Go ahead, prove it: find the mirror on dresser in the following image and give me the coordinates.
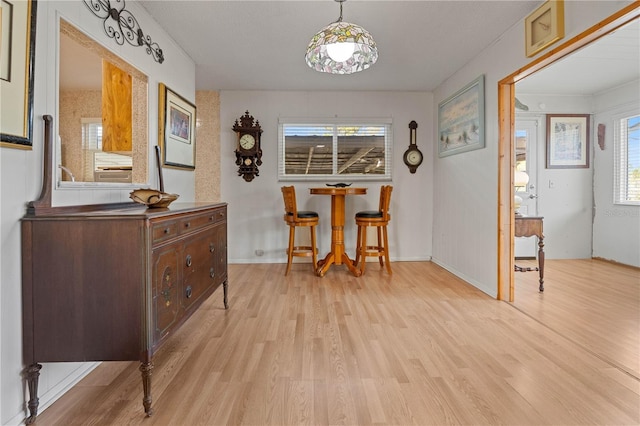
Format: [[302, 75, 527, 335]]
[[58, 19, 148, 186]]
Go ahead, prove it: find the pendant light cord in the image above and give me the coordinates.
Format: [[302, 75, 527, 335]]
[[335, 0, 344, 23]]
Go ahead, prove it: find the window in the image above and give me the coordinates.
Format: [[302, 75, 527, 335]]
[[81, 118, 103, 150], [278, 118, 392, 181], [614, 113, 640, 204]]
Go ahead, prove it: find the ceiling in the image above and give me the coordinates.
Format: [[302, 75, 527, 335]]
[[516, 18, 640, 95], [61, 2, 639, 96], [137, 0, 540, 92]]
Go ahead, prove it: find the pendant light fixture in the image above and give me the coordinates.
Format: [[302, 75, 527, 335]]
[[305, 0, 378, 74]]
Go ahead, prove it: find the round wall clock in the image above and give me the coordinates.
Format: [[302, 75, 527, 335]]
[[403, 120, 423, 174]]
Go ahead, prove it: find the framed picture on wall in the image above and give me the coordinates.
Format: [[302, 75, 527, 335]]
[[158, 83, 196, 170], [0, 0, 37, 148], [438, 75, 485, 157], [546, 114, 590, 169]]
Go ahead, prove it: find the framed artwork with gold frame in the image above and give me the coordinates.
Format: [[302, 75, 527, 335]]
[[0, 0, 37, 148], [525, 0, 564, 58]]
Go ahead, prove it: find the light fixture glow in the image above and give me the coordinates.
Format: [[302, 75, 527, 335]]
[[305, 0, 378, 75], [326, 42, 356, 62]]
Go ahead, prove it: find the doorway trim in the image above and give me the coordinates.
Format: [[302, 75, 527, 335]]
[[497, 3, 640, 302]]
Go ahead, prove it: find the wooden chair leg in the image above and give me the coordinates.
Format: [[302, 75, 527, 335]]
[[382, 225, 392, 274], [354, 225, 362, 266], [359, 225, 368, 275], [376, 226, 384, 267], [285, 225, 295, 275], [310, 225, 318, 272]]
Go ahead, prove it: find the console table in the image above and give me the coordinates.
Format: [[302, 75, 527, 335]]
[[514, 215, 544, 291]]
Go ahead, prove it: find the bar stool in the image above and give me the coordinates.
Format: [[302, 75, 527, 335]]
[[281, 186, 319, 275], [354, 185, 393, 275]]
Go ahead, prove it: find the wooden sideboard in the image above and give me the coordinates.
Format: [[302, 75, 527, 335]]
[[21, 202, 228, 423]]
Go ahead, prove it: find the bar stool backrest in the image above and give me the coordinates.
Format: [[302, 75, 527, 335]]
[[282, 186, 298, 222]]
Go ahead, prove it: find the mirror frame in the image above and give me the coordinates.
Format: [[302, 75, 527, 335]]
[[497, 3, 640, 301], [57, 19, 149, 188]]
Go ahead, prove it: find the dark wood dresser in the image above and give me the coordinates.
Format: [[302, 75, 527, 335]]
[[21, 201, 228, 423]]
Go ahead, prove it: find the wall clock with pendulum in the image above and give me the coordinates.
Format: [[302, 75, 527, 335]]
[[232, 111, 263, 182], [403, 120, 423, 173]]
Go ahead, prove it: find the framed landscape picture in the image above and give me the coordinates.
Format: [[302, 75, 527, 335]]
[[438, 75, 485, 157], [546, 114, 590, 168]]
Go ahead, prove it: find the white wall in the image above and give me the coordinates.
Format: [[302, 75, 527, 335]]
[[0, 1, 196, 424], [515, 94, 594, 259], [220, 91, 433, 265], [592, 79, 640, 267], [430, 0, 634, 297]]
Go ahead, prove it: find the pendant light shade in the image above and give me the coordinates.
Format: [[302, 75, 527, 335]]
[[305, 0, 378, 75]]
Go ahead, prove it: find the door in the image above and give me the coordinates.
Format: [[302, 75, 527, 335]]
[[514, 118, 539, 258]]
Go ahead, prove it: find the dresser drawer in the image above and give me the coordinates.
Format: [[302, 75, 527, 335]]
[[151, 220, 179, 244], [178, 208, 226, 235]]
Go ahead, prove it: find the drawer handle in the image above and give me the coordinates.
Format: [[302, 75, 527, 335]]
[[185, 286, 192, 298], [164, 228, 170, 234], [210, 267, 215, 278], [186, 255, 192, 267], [209, 216, 214, 221], [210, 243, 215, 253], [184, 222, 191, 228]]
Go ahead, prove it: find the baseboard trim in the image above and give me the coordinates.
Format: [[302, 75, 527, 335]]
[[592, 257, 640, 271]]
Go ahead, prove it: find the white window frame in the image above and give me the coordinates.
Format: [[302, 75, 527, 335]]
[[81, 117, 103, 150], [613, 110, 640, 205], [278, 117, 392, 182]]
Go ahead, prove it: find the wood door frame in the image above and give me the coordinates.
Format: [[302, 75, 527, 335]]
[[497, 3, 640, 302]]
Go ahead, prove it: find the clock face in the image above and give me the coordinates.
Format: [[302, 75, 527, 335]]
[[239, 134, 256, 150], [531, 9, 551, 45], [405, 149, 423, 166]]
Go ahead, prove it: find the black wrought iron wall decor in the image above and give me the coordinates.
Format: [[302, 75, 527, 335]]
[[83, 0, 164, 64]]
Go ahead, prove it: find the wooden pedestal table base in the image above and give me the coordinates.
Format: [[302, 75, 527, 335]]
[[310, 187, 367, 277]]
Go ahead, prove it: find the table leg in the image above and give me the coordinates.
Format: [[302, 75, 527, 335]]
[[316, 252, 334, 277], [538, 235, 545, 292], [342, 252, 362, 277], [316, 194, 361, 277]]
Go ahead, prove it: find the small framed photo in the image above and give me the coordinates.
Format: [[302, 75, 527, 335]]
[[525, 0, 564, 57], [546, 114, 590, 169], [158, 83, 196, 169]]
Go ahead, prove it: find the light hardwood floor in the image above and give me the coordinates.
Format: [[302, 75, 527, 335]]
[[34, 261, 639, 425], [514, 258, 640, 379]]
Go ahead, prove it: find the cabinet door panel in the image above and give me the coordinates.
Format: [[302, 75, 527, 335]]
[[213, 222, 227, 287], [153, 245, 181, 344], [182, 232, 216, 311]]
